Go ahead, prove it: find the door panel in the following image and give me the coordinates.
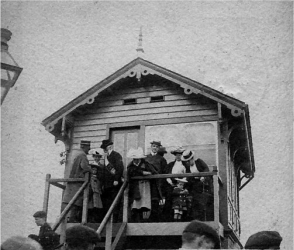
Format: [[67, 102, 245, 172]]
[[111, 128, 140, 170]]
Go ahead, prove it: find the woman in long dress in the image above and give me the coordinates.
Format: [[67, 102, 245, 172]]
[[127, 147, 160, 222]]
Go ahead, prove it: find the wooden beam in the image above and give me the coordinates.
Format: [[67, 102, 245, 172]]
[[50, 182, 66, 190], [111, 222, 127, 250], [49, 178, 85, 183], [105, 215, 113, 250], [82, 173, 90, 224], [43, 174, 51, 219], [131, 172, 216, 180]]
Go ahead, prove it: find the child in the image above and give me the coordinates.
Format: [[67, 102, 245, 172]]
[[172, 178, 189, 222]]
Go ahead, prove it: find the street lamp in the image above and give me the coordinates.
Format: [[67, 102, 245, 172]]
[[1, 28, 23, 104]]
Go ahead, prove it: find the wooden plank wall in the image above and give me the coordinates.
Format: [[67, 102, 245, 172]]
[[72, 81, 218, 149]]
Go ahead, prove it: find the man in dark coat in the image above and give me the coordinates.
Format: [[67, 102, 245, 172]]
[[245, 231, 282, 249], [28, 211, 59, 250], [145, 140, 166, 221], [100, 139, 124, 222], [181, 150, 212, 221], [62, 140, 91, 222]]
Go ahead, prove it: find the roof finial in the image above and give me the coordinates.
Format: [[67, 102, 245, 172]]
[[136, 26, 144, 56]]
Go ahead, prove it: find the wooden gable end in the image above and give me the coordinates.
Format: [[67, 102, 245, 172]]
[[71, 74, 218, 149]]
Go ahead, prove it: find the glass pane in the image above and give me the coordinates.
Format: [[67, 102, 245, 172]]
[[126, 132, 139, 166], [145, 122, 217, 166]]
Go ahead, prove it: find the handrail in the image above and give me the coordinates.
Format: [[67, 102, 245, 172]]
[[131, 172, 217, 180], [52, 173, 90, 231], [96, 180, 128, 236]]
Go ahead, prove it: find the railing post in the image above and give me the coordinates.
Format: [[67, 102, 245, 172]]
[[82, 172, 90, 224], [43, 174, 51, 219], [105, 214, 113, 250], [213, 174, 220, 224]]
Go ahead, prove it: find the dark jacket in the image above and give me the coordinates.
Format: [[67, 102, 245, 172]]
[[172, 187, 189, 209], [145, 153, 167, 174], [62, 149, 91, 206], [101, 150, 124, 190], [186, 158, 210, 194], [127, 159, 162, 203], [29, 223, 59, 250]]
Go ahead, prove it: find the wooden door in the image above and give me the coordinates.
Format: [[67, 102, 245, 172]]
[[110, 127, 140, 170]]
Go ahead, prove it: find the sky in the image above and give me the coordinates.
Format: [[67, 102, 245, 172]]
[[1, 1, 293, 249]]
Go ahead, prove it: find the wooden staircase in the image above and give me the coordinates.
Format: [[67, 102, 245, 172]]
[[44, 171, 224, 250]]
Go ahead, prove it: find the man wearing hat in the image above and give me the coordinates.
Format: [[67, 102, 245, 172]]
[[145, 140, 167, 221], [244, 231, 282, 249], [28, 211, 59, 250], [65, 225, 100, 250], [180, 219, 221, 249], [181, 150, 212, 221], [62, 140, 92, 222], [162, 146, 186, 221], [100, 139, 124, 222]]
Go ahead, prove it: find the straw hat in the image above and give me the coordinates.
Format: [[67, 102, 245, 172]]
[[175, 178, 188, 183], [181, 150, 195, 161], [89, 148, 104, 156], [171, 146, 185, 155], [127, 147, 146, 159]]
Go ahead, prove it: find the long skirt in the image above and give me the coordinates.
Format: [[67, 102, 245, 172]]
[[132, 180, 151, 210]]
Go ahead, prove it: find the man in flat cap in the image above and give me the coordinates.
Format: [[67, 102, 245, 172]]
[[245, 231, 282, 249], [145, 140, 167, 221], [28, 211, 59, 250], [65, 225, 100, 250], [100, 139, 124, 222], [180, 219, 220, 249], [62, 140, 92, 222]]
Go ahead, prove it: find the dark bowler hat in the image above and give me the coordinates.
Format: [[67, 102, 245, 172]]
[[100, 139, 113, 149], [66, 225, 100, 243], [80, 140, 91, 146], [150, 141, 162, 147], [33, 211, 47, 218], [183, 220, 220, 249], [245, 231, 282, 249]]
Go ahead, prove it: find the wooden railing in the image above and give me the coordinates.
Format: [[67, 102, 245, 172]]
[[96, 180, 128, 250], [42, 172, 90, 231], [43, 169, 223, 250]]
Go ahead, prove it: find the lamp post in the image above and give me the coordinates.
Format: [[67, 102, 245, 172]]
[[1, 28, 23, 105]]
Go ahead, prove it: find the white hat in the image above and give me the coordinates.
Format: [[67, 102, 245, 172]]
[[181, 150, 194, 161], [175, 178, 188, 183], [171, 146, 185, 155], [127, 147, 146, 159], [89, 148, 104, 156]]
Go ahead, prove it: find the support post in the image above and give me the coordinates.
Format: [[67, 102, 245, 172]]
[[105, 214, 113, 250], [43, 174, 51, 219], [213, 174, 220, 224], [82, 173, 90, 224]]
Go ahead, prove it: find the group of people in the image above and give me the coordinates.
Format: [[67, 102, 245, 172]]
[[1, 217, 283, 250], [61, 139, 124, 223], [60, 138, 214, 224], [127, 141, 213, 223]]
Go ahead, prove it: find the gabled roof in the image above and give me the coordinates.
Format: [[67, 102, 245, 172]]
[[42, 57, 247, 130], [41, 56, 255, 178]]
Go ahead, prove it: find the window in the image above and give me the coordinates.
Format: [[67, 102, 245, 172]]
[[150, 95, 164, 102], [123, 98, 137, 105]]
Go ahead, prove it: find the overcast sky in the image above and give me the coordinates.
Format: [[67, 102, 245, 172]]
[[1, 1, 293, 249]]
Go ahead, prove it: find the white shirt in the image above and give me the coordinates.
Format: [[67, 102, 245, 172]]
[[172, 161, 186, 174]]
